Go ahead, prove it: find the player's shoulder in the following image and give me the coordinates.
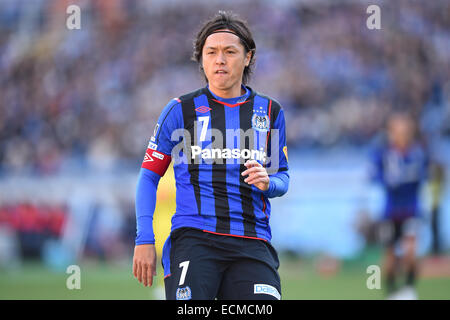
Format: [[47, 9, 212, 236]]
[[158, 97, 182, 126], [162, 87, 207, 111], [160, 88, 208, 122], [409, 142, 428, 160], [177, 87, 207, 103], [410, 142, 426, 152], [161, 87, 207, 114], [160, 95, 182, 116], [251, 89, 284, 119], [252, 90, 283, 109]]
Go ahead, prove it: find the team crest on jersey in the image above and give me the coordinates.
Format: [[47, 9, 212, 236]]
[[252, 113, 270, 132], [176, 286, 192, 300]]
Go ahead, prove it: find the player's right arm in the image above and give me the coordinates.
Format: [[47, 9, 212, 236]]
[[133, 98, 181, 287]]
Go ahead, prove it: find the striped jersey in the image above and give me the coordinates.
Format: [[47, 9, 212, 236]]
[[141, 85, 289, 242], [371, 143, 428, 221]]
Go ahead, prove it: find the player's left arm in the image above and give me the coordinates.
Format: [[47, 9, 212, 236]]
[[242, 105, 289, 198]]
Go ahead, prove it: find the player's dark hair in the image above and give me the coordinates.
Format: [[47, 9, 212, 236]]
[[192, 11, 256, 85]]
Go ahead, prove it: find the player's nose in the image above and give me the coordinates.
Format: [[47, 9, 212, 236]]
[[215, 51, 226, 64]]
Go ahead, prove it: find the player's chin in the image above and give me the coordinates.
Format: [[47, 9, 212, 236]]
[[210, 77, 233, 89]]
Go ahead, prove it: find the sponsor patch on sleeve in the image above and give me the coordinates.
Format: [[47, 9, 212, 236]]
[[147, 141, 158, 150], [152, 151, 164, 160]]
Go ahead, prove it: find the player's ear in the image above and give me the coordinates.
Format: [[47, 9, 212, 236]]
[[244, 49, 253, 67]]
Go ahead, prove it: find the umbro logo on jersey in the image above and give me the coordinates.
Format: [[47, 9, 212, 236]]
[[143, 152, 154, 162], [195, 106, 212, 113]]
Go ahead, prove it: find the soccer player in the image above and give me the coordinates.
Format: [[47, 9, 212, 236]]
[[370, 112, 429, 300], [132, 11, 289, 300], [429, 161, 445, 255]]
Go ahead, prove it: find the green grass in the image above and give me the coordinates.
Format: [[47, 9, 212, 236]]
[[278, 250, 450, 300], [0, 261, 155, 300], [0, 256, 449, 300]]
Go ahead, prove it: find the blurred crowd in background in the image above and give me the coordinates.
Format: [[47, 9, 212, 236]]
[[1, 0, 449, 175], [0, 0, 449, 265]]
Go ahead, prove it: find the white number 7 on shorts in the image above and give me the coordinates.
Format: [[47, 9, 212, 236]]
[[178, 261, 190, 286]]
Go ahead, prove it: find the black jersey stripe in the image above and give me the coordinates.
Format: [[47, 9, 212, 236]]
[[265, 99, 282, 174], [239, 98, 257, 237], [209, 99, 231, 234], [180, 95, 202, 216]]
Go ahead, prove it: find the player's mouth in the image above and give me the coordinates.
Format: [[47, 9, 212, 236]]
[[215, 69, 228, 74]]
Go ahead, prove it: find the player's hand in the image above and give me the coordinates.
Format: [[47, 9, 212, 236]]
[[133, 244, 157, 287], [242, 159, 270, 191]]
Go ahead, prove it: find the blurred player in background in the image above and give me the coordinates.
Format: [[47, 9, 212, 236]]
[[371, 112, 429, 300], [429, 161, 445, 256], [132, 11, 289, 300]]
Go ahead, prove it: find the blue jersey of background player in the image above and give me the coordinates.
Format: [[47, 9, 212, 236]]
[[371, 128, 428, 223], [370, 112, 429, 299], [132, 11, 289, 300]]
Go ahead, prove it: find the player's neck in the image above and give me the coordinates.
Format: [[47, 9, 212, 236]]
[[208, 83, 245, 99]]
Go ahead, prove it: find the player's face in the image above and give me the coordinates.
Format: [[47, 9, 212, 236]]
[[202, 30, 252, 97], [387, 116, 414, 150]]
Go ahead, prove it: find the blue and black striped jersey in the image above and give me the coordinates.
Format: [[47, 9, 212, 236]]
[[141, 85, 289, 242], [371, 143, 428, 221]]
